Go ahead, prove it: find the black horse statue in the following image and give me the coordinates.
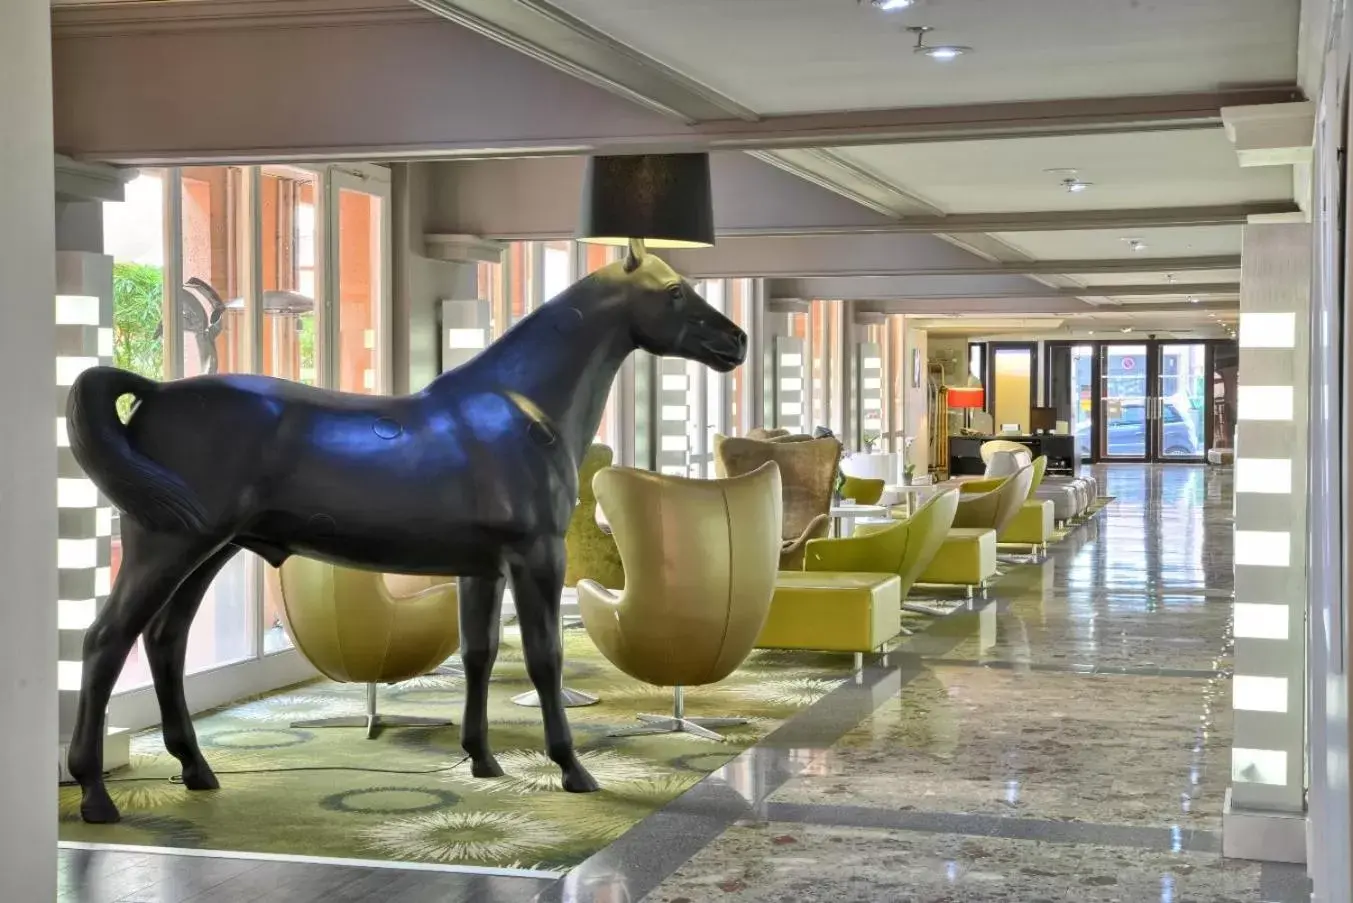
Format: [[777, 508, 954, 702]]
[[66, 245, 747, 823]]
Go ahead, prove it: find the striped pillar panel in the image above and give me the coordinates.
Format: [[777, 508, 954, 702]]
[[54, 252, 115, 740], [774, 336, 805, 434], [1228, 221, 1311, 817]]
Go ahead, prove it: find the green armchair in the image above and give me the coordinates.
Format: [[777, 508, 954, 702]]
[[840, 475, 885, 505], [803, 488, 960, 600], [565, 443, 625, 588]]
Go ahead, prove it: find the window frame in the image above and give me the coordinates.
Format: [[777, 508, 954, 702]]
[[105, 163, 394, 726]]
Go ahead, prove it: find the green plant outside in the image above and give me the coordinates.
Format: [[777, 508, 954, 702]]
[[112, 261, 164, 419]]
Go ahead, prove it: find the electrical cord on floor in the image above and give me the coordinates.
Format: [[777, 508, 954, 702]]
[[58, 755, 472, 787]]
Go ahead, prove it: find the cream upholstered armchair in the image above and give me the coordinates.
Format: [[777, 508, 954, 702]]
[[578, 462, 782, 739], [715, 434, 839, 569], [274, 561, 460, 738], [954, 464, 1035, 536], [981, 439, 1096, 516]]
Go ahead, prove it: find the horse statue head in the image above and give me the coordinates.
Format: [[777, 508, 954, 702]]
[[602, 243, 747, 373]]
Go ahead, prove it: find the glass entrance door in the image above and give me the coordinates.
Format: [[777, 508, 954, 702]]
[[1100, 344, 1151, 460], [1046, 342, 1095, 460], [1154, 342, 1208, 461]]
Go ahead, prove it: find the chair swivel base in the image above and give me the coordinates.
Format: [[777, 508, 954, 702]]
[[291, 682, 452, 740], [512, 687, 600, 708], [607, 686, 743, 741], [609, 713, 746, 742], [292, 713, 454, 741]]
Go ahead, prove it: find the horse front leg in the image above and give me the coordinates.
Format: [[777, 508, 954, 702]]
[[509, 536, 598, 793], [458, 569, 507, 778]]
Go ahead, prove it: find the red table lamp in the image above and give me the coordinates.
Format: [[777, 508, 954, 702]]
[[947, 386, 986, 430]]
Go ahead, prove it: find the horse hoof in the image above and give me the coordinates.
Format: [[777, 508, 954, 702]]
[[562, 767, 599, 794], [80, 788, 122, 824], [471, 757, 504, 779], [180, 762, 219, 791]]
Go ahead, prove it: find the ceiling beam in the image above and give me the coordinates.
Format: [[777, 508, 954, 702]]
[[840, 298, 1239, 316], [768, 278, 1239, 303], [406, 0, 759, 123], [51, 16, 1303, 164], [687, 255, 1241, 279], [724, 204, 1292, 235], [668, 230, 1245, 279]]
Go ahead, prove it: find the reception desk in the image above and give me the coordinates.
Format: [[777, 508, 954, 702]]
[[950, 434, 1079, 477]]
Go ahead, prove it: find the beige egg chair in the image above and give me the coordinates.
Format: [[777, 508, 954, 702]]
[[273, 560, 460, 738]]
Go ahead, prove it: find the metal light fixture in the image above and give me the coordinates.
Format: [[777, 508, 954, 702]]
[[1046, 167, 1092, 193], [908, 26, 972, 60], [577, 153, 716, 255]]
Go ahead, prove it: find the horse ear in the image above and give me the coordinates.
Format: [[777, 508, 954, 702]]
[[624, 238, 646, 273]]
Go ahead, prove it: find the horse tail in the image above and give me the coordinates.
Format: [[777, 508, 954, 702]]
[[66, 366, 210, 533]]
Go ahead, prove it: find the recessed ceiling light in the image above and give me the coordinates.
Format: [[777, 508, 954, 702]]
[[1087, 330, 1095, 335], [1122, 238, 1147, 253], [1121, 327, 1133, 333], [868, 0, 914, 9], [907, 26, 972, 60], [1189, 296, 1199, 303]]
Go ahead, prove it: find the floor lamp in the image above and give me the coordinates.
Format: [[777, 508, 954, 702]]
[[947, 386, 985, 431]]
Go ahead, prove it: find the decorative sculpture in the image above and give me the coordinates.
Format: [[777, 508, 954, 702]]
[[65, 245, 747, 823]]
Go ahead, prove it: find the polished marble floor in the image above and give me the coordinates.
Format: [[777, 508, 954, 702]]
[[60, 465, 1309, 902]]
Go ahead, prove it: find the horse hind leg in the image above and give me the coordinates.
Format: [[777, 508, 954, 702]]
[[509, 536, 598, 793], [143, 544, 240, 791], [67, 523, 221, 823], [458, 569, 507, 778]]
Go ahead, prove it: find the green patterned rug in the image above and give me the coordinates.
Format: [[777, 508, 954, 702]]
[[59, 624, 857, 872]]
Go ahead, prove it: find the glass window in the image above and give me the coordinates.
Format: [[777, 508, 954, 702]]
[[582, 245, 621, 449], [542, 240, 572, 303], [336, 186, 383, 394], [507, 243, 532, 328], [259, 167, 322, 654], [260, 167, 319, 386], [727, 279, 753, 435], [104, 170, 168, 693], [177, 167, 257, 672]]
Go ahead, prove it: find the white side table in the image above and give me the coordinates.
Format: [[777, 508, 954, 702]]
[[829, 503, 889, 537], [883, 484, 935, 519]]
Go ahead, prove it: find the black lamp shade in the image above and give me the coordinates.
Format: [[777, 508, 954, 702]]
[[577, 153, 715, 248]]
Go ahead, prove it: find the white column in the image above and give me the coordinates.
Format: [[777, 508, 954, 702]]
[[1224, 220, 1311, 862], [0, 0, 58, 898]]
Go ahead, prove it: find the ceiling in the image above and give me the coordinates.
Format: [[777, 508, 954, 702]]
[[535, 0, 1305, 337], [546, 0, 1299, 114], [58, 0, 1308, 340]]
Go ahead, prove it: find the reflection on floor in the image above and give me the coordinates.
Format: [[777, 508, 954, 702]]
[[60, 466, 1310, 902]]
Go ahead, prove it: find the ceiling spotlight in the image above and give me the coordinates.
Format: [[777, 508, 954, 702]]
[[867, 0, 914, 9], [907, 26, 972, 60], [1123, 238, 1147, 253], [1121, 327, 1134, 333], [1188, 296, 1200, 303]]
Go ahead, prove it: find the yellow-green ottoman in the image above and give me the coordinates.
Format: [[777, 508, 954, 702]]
[[919, 527, 997, 597], [999, 499, 1055, 555], [756, 572, 902, 669]]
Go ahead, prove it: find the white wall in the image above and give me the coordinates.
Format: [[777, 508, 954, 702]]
[[902, 321, 930, 474], [0, 0, 58, 898]]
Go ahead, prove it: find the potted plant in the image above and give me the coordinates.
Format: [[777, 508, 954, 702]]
[[901, 437, 917, 485]]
